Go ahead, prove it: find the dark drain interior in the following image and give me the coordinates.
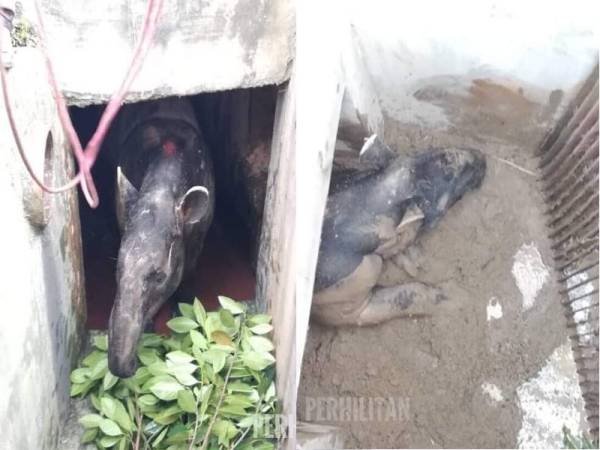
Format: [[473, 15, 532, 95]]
[[69, 87, 276, 332]]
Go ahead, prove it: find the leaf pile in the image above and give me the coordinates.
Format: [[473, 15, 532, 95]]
[[70, 297, 279, 450]]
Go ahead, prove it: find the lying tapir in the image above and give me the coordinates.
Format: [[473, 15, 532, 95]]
[[105, 97, 215, 377], [313, 136, 486, 326]]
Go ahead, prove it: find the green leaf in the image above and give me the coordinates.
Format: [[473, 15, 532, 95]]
[[146, 375, 184, 401], [70, 380, 93, 397], [93, 335, 108, 351], [137, 347, 160, 366], [220, 404, 249, 417], [199, 386, 213, 417], [225, 394, 255, 409], [148, 361, 170, 376], [247, 314, 272, 326], [99, 418, 122, 436], [148, 404, 183, 425], [202, 349, 227, 373], [100, 396, 117, 419], [81, 427, 98, 443], [218, 296, 246, 315], [144, 420, 163, 435], [78, 414, 104, 428], [171, 370, 199, 387], [204, 312, 225, 338], [265, 382, 276, 402], [219, 309, 236, 329], [189, 329, 208, 350], [213, 419, 238, 446], [82, 350, 105, 368], [210, 343, 236, 353], [227, 382, 254, 393], [117, 437, 128, 450], [70, 368, 90, 384], [199, 385, 213, 404], [177, 390, 196, 413], [167, 360, 199, 386], [138, 394, 159, 407], [100, 397, 133, 432], [241, 351, 275, 371], [237, 439, 275, 450], [114, 401, 134, 432], [126, 397, 135, 420], [131, 366, 152, 386], [142, 333, 163, 348], [165, 426, 192, 445], [247, 336, 274, 352], [103, 372, 119, 390], [193, 298, 207, 325], [164, 445, 186, 450], [166, 360, 197, 374], [211, 330, 234, 347], [166, 351, 195, 364], [178, 302, 195, 319], [166, 317, 199, 333], [249, 323, 273, 335], [89, 356, 109, 380], [162, 337, 182, 351], [237, 415, 257, 429], [152, 426, 169, 446], [99, 435, 121, 447], [91, 393, 102, 412]]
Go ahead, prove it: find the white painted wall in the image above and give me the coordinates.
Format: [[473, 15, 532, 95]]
[[338, 0, 598, 130]]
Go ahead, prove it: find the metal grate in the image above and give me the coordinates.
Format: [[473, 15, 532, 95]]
[[537, 64, 599, 440]]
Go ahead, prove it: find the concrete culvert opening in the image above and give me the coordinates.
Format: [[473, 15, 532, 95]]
[[69, 86, 277, 334], [58, 86, 279, 448], [0, 1, 294, 448]]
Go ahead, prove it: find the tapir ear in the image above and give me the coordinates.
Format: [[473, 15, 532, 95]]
[[116, 166, 139, 231], [359, 134, 396, 169], [177, 186, 210, 226]]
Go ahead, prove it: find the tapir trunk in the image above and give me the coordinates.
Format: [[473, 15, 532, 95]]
[[108, 302, 144, 377]]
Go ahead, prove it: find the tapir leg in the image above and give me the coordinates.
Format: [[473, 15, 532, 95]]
[[312, 254, 383, 325], [355, 282, 446, 326]]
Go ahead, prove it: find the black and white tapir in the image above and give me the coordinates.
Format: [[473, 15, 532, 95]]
[[105, 97, 215, 377], [313, 136, 486, 326]]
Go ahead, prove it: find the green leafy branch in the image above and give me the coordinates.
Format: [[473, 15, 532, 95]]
[[70, 296, 279, 450]]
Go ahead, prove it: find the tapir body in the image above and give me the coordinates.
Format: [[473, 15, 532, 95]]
[[106, 97, 215, 377], [313, 138, 486, 325]]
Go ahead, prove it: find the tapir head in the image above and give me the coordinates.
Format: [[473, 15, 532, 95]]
[[107, 150, 211, 377], [412, 147, 486, 229]]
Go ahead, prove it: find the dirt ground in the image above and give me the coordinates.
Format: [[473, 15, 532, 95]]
[[298, 83, 584, 448]]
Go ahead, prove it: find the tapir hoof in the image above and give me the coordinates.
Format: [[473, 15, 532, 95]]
[[355, 282, 447, 326]]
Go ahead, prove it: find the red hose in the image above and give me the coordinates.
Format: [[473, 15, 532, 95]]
[[0, 0, 164, 208]]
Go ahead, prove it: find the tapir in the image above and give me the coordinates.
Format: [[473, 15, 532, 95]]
[[106, 97, 215, 377], [313, 136, 486, 326]]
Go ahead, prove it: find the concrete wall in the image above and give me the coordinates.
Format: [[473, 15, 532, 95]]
[[0, 49, 85, 450], [337, 0, 598, 149], [36, 0, 294, 106]]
